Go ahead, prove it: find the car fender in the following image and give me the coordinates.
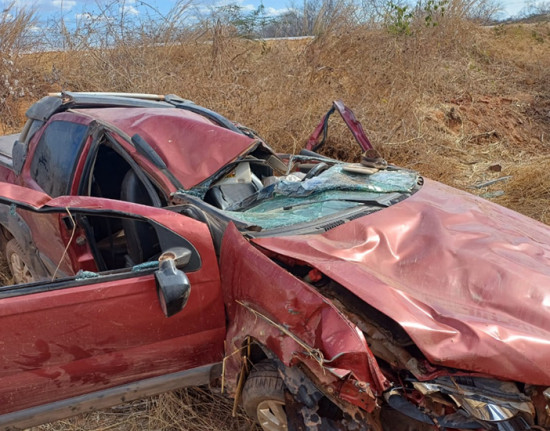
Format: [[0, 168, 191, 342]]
[[220, 223, 389, 413]]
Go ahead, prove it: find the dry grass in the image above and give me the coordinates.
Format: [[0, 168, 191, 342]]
[[5, 20, 547, 224], [0, 6, 549, 430], [34, 389, 258, 431]]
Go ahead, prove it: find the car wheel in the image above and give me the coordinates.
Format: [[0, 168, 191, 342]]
[[6, 239, 35, 284], [242, 360, 288, 431]]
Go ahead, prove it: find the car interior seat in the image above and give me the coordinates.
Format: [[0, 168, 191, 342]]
[[120, 170, 160, 266], [204, 162, 264, 210], [204, 182, 259, 210]]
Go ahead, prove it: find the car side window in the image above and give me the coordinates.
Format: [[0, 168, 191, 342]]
[[80, 214, 201, 273], [30, 121, 88, 197]]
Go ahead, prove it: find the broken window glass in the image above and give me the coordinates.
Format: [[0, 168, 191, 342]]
[[225, 165, 419, 230]]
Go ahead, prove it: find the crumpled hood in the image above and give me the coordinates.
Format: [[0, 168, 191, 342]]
[[253, 179, 550, 385]]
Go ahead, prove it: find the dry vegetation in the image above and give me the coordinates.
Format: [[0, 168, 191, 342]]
[[35, 389, 258, 431], [2, 13, 549, 224], [0, 2, 548, 429]]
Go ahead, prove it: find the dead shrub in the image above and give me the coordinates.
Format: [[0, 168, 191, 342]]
[[12, 11, 549, 229], [0, 3, 46, 133]]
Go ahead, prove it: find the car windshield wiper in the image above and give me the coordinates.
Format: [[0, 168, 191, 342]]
[[276, 197, 391, 211]]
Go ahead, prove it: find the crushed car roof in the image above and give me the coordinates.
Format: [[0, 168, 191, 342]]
[[73, 107, 258, 190]]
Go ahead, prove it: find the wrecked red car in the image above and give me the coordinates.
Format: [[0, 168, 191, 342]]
[[0, 92, 548, 431]]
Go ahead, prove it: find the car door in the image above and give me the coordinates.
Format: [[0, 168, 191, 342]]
[[14, 113, 96, 278], [0, 186, 226, 426]]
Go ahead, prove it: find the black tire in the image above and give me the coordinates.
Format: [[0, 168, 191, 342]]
[[242, 361, 287, 431], [6, 239, 35, 284]]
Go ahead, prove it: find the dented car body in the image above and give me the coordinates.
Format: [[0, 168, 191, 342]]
[[0, 93, 548, 430]]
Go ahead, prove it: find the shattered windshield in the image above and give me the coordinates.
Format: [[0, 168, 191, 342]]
[[222, 165, 419, 230]]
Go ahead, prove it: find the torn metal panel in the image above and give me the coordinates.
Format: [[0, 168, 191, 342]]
[[220, 223, 387, 411], [253, 178, 550, 386], [306, 100, 374, 153]]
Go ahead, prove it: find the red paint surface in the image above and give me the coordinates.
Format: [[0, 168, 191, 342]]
[[0, 185, 226, 414], [254, 179, 550, 385], [220, 224, 385, 410], [19, 211, 80, 275], [0, 275, 225, 414], [306, 101, 373, 152], [75, 107, 257, 190], [0, 166, 16, 184], [0, 183, 50, 208]]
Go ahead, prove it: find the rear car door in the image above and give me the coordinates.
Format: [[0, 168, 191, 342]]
[[15, 113, 95, 277], [0, 186, 225, 427]]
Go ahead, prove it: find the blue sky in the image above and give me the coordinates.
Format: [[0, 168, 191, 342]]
[[5, 0, 292, 22], [2, 0, 537, 26]]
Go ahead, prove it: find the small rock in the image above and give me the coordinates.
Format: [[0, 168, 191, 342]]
[[481, 190, 505, 199]]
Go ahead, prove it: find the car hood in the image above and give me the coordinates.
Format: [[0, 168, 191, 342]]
[[252, 179, 550, 385]]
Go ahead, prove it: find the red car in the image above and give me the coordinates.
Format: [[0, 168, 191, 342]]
[[0, 93, 548, 431]]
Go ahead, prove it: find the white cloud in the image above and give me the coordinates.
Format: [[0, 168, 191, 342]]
[[51, 0, 77, 11], [121, 5, 139, 15], [196, 4, 210, 13], [265, 6, 291, 16]]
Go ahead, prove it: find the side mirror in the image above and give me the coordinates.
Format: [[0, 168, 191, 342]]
[[155, 247, 192, 317]]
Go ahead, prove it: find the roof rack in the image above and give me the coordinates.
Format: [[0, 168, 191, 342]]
[[27, 92, 172, 121], [48, 92, 167, 101], [26, 92, 246, 136]]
